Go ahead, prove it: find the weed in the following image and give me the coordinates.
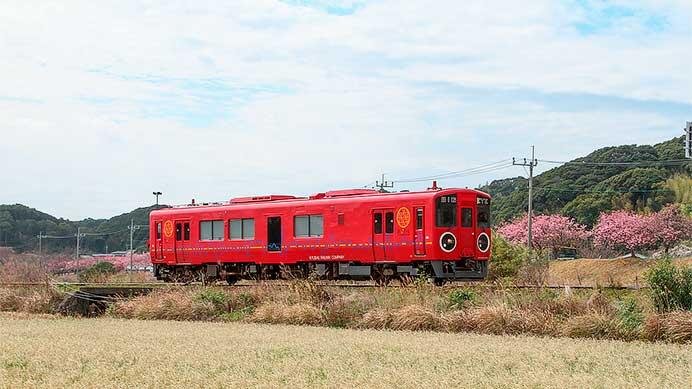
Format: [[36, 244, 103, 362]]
[[447, 289, 477, 309], [646, 259, 692, 312]]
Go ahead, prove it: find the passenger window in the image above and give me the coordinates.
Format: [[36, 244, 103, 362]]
[[294, 215, 323, 237], [385, 212, 394, 233], [200, 220, 222, 240], [338, 213, 345, 226], [230, 218, 255, 240], [374, 213, 382, 234], [462, 208, 473, 227]]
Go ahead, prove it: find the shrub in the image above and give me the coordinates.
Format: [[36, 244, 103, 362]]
[[488, 235, 526, 279], [389, 305, 441, 331], [561, 313, 622, 339], [250, 303, 324, 326], [79, 261, 117, 283], [447, 289, 477, 309], [616, 298, 644, 333], [646, 260, 692, 312], [359, 308, 394, 329]]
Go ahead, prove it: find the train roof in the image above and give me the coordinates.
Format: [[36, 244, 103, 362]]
[[151, 187, 490, 216]]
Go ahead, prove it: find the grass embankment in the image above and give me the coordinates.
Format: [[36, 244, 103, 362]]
[[547, 257, 692, 287], [1, 314, 691, 388], [105, 282, 692, 343]]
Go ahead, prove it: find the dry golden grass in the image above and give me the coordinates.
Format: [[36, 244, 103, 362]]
[[644, 312, 692, 343], [1, 314, 691, 388], [547, 257, 692, 287]]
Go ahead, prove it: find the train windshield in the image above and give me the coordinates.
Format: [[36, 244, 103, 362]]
[[436, 194, 457, 227], [477, 197, 491, 228]]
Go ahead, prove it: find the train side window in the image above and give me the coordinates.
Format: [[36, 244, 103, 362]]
[[294, 215, 323, 237], [200, 220, 222, 240], [176, 223, 182, 241], [338, 213, 345, 226], [416, 208, 423, 230], [373, 213, 382, 234], [230, 218, 255, 240], [462, 208, 473, 227], [385, 212, 394, 233], [156, 222, 162, 239], [184, 222, 191, 241]]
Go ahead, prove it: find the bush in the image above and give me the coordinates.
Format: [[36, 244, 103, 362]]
[[489, 235, 527, 279], [79, 261, 117, 282], [447, 289, 476, 309], [646, 260, 692, 312]]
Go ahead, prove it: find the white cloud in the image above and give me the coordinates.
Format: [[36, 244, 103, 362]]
[[0, 0, 689, 219]]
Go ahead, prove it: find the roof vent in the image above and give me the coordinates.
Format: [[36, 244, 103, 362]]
[[230, 195, 298, 204]]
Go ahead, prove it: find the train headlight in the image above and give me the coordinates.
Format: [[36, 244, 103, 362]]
[[439, 232, 457, 252], [477, 232, 490, 253]]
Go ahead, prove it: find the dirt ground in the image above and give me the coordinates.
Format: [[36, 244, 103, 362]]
[[1, 313, 691, 388], [546, 257, 692, 287]]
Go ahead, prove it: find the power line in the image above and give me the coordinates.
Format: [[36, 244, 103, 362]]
[[394, 159, 513, 183], [538, 159, 691, 166]]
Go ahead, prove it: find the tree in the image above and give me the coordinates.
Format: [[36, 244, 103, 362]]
[[593, 211, 656, 257], [497, 214, 591, 256], [649, 205, 692, 254]]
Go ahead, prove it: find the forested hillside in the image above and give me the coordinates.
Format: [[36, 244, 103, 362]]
[[480, 136, 691, 225], [0, 204, 168, 253]]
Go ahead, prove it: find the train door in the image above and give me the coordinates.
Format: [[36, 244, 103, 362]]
[[267, 216, 281, 252], [372, 210, 385, 260], [175, 220, 190, 263], [155, 221, 163, 260], [459, 204, 475, 257], [413, 207, 426, 255]]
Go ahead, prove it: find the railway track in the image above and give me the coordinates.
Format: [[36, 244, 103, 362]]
[[0, 281, 646, 290]]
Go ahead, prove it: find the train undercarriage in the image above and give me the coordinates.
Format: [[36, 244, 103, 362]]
[[153, 260, 488, 285]]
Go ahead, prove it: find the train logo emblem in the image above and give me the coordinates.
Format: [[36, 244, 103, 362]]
[[396, 207, 411, 229], [163, 220, 174, 238]]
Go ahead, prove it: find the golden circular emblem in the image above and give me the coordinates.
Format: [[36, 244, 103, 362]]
[[163, 220, 174, 238], [396, 207, 411, 229]]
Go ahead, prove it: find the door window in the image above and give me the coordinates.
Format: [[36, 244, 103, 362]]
[[385, 212, 394, 234], [416, 208, 423, 230], [175, 223, 182, 241], [267, 217, 281, 252], [373, 213, 383, 234], [184, 222, 190, 241], [461, 208, 473, 227]]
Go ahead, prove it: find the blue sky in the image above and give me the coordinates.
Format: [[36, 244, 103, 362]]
[[0, 0, 690, 219]]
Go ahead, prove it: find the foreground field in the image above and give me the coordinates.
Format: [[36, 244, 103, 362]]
[[1, 314, 691, 388]]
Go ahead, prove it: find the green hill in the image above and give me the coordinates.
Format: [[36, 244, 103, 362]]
[[479, 136, 691, 225], [0, 204, 168, 253]]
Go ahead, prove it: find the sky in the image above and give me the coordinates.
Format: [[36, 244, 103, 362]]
[[1, 0, 691, 220]]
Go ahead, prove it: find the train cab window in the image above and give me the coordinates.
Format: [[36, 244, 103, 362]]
[[156, 222, 162, 239], [230, 218, 255, 240], [385, 212, 394, 234], [184, 222, 190, 241], [200, 220, 223, 241], [373, 213, 383, 234], [416, 208, 424, 230], [461, 208, 473, 227], [294, 215, 323, 237], [436, 195, 457, 227], [477, 197, 491, 228]]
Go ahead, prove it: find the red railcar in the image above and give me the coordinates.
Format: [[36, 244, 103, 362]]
[[149, 186, 491, 284]]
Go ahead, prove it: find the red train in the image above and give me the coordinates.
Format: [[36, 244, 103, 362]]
[[149, 184, 491, 284]]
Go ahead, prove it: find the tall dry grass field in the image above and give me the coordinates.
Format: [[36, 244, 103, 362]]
[[1, 314, 691, 388]]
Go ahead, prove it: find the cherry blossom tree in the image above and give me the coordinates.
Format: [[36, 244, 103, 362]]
[[592, 211, 657, 257], [497, 214, 591, 255], [649, 205, 692, 254]]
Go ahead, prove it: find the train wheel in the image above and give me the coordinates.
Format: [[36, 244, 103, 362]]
[[226, 276, 238, 285]]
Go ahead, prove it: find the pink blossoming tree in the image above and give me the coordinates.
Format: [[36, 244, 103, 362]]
[[649, 205, 692, 254], [593, 211, 657, 257], [497, 214, 591, 255]]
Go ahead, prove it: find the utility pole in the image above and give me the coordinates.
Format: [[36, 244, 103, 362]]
[[513, 146, 538, 250], [129, 219, 134, 280], [375, 173, 394, 193], [76, 226, 81, 270], [685, 121, 692, 159], [153, 191, 162, 206], [37, 232, 42, 255]]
